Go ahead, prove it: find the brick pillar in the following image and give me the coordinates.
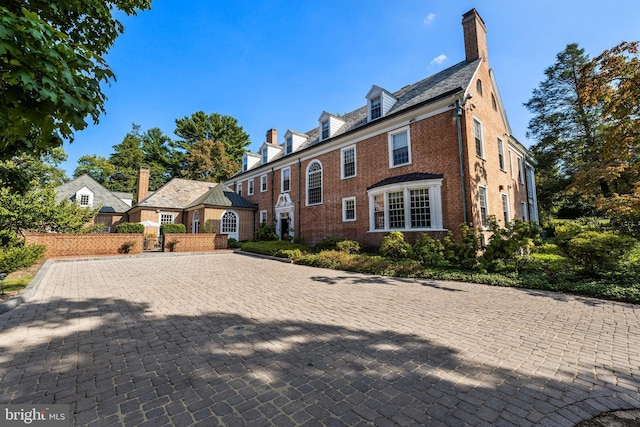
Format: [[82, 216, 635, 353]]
[[462, 8, 488, 63], [136, 166, 150, 203]]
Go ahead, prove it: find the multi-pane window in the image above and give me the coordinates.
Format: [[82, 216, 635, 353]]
[[79, 194, 90, 206], [282, 168, 290, 193], [321, 120, 329, 140], [474, 119, 484, 158], [242, 156, 248, 172], [260, 210, 267, 225], [285, 137, 292, 154], [374, 194, 385, 230], [517, 157, 524, 184], [237, 183, 242, 196], [221, 211, 237, 233], [478, 186, 488, 227], [262, 147, 268, 164], [497, 138, 505, 170], [342, 197, 356, 222], [248, 179, 254, 195], [370, 95, 382, 120], [390, 129, 410, 167], [342, 146, 356, 178], [307, 161, 322, 205], [388, 191, 405, 229], [410, 189, 431, 228], [160, 213, 174, 224], [502, 193, 510, 223], [260, 175, 267, 192], [368, 182, 442, 231]]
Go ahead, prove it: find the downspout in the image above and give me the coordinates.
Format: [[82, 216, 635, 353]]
[[270, 168, 275, 231], [455, 100, 468, 224], [297, 158, 301, 239]]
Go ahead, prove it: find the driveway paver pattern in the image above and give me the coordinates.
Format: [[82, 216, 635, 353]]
[[0, 253, 639, 426]]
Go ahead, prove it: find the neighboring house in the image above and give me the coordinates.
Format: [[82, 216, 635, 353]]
[[226, 9, 539, 247], [54, 174, 132, 231], [127, 167, 255, 240]]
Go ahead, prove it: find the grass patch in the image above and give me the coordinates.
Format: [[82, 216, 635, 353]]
[[1, 275, 34, 295]]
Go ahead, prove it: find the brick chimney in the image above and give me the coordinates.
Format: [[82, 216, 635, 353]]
[[266, 128, 277, 145], [136, 166, 150, 203], [462, 9, 488, 63]]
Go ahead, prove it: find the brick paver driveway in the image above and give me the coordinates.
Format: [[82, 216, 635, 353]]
[[1, 253, 639, 426]]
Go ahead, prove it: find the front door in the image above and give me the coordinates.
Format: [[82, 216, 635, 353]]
[[280, 217, 289, 240]]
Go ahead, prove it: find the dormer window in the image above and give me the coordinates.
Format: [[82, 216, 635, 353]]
[[262, 147, 268, 164], [285, 137, 292, 154], [79, 194, 90, 206], [366, 86, 397, 122], [242, 156, 248, 172], [75, 186, 94, 208], [370, 96, 382, 120], [321, 120, 329, 140]]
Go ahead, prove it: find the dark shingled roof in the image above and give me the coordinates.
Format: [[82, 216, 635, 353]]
[[367, 172, 444, 190], [236, 59, 481, 175], [55, 174, 131, 213], [187, 184, 255, 209]]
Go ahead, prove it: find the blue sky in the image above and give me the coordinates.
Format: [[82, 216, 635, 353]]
[[60, 0, 640, 176]]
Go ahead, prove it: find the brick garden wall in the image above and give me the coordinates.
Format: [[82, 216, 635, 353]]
[[162, 234, 228, 252], [25, 233, 145, 258]]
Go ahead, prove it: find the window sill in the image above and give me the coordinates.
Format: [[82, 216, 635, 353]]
[[389, 162, 412, 169], [368, 228, 448, 233]]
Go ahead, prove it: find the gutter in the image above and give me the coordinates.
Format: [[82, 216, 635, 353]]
[[455, 99, 469, 225]]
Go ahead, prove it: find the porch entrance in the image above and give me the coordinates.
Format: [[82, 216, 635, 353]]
[[275, 193, 295, 241]]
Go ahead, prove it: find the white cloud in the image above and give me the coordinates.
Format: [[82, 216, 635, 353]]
[[430, 54, 447, 65], [423, 13, 435, 25]]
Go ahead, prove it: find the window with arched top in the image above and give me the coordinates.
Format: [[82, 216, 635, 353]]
[[491, 94, 497, 110], [306, 160, 323, 206], [221, 210, 238, 240], [192, 211, 200, 234], [476, 79, 483, 96]]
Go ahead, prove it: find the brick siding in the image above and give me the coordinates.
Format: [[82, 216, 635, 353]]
[[162, 234, 228, 252], [25, 233, 144, 258]]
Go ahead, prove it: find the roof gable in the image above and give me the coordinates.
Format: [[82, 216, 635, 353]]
[[135, 178, 215, 209], [55, 174, 131, 213], [188, 184, 255, 209]]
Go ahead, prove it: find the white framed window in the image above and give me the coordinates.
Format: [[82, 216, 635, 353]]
[[476, 79, 483, 96], [260, 210, 267, 225], [261, 147, 268, 164], [521, 201, 528, 221], [192, 211, 200, 234], [342, 197, 356, 222], [242, 156, 248, 172], [497, 137, 505, 171], [474, 119, 484, 158], [236, 182, 242, 196], [160, 213, 174, 224], [367, 180, 443, 232], [517, 156, 524, 184], [281, 167, 290, 193], [260, 175, 267, 192], [388, 127, 411, 168], [306, 160, 322, 206], [501, 193, 510, 224], [341, 145, 356, 179], [285, 136, 292, 155], [247, 178, 254, 195], [370, 95, 382, 120], [75, 187, 94, 207], [79, 194, 90, 206], [509, 150, 514, 179], [221, 210, 238, 241], [478, 185, 488, 228], [321, 120, 329, 140]]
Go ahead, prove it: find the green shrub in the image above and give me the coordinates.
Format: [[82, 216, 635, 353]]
[[160, 223, 186, 234], [0, 244, 45, 274], [255, 223, 278, 241], [443, 224, 479, 269], [336, 240, 360, 254], [412, 234, 445, 266], [115, 222, 144, 233], [80, 223, 110, 234], [563, 231, 637, 277], [314, 237, 345, 252], [201, 220, 216, 234], [481, 218, 541, 273], [241, 241, 310, 257], [227, 238, 240, 249], [275, 249, 304, 260], [380, 231, 412, 260]]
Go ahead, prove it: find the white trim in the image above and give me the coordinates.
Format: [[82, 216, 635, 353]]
[[340, 145, 357, 179], [521, 201, 528, 221], [501, 192, 510, 224], [259, 210, 267, 225], [220, 210, 239, 241], [305, 160, 323, 206], [260, 174, 267, 192], [247, 178, 254, 195], [497, 137, 506, 171], [159, 212, 175, 225], [478, 184, 488, 229], [367, 179, 444, 232], [342, 196, 356, 222], [75, 186, 94, 208], [388, 126, 412, 168], [509, 149, 514, 179], [281, 167, 291, 193], [192, 210, 200, 234], [473, 117, 485, 159]]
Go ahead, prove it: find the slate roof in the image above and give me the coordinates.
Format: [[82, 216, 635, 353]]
[[367, 172, 445, 190], [237, 58, 481, 174], [55, 175, 131, 214], [187, 184, 256, 209], [134, 178, 215, 209]]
